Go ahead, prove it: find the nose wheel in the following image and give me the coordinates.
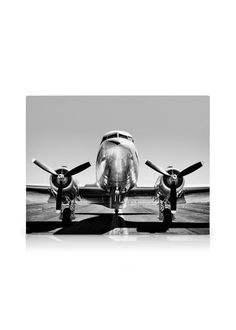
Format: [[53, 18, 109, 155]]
[[157, 196, 173, 232], [162, 208, 172, 230], [61, 207, 72, 227], [60, 196, 76, 227]]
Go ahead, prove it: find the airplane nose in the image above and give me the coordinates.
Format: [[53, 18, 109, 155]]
[[104, 141, 131, 180]]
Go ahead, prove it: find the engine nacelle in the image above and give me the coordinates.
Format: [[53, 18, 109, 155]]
[[49, 166, 79, 195], [155, 167, 185, 198]]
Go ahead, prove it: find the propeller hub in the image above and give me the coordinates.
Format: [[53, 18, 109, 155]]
[[58, 174, 64, 180], [51, 168, 72, 189], [56, 173, 69, 185], [163, 168, 183, 189]]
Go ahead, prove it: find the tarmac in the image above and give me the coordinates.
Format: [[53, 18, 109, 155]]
[[26, 191, 209, 235]]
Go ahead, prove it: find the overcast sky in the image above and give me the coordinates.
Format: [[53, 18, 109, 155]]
[[26, 96, 209, 186]]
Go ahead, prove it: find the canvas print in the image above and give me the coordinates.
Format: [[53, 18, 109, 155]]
[[26, 96, 209, 235]]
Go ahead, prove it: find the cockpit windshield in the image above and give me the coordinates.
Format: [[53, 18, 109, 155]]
[[119, 133, 128, 139], [107, 133, 118, 139], [101, 132, 134, 144]]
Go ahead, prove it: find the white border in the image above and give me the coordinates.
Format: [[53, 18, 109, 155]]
[[1, 1, 235, 329]]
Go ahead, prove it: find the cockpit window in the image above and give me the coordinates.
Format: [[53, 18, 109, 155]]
[[101, 132, 134, 144], [119, 134, 134, 142], [101, 133, 117, 144], [108, 133, 118, 139], [119, 133, 128, 139]]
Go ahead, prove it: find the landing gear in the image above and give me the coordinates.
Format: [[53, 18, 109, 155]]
[[61, 207, 72, 227], [157, 195, 173, 232], [162, 208, 172, 229], [59, 195, 76, 227], [114, 187, 120, 218]]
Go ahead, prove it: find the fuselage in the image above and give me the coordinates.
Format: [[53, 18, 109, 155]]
[[96, 131, 139, 194]]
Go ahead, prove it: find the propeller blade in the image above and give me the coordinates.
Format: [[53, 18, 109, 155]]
[[32, 158, 57, 176], [170, 182, 177, 211], [145, 160, 171, 176], [65, 162, 91, 177], [178, 162, 203, 177], [56, 181, 63, 211]]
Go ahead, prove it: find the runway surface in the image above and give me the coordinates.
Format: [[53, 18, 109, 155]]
[[26, 191, 209, 235]]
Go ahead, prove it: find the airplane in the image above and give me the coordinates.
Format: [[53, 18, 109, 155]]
[[28, 130, 207, 231]]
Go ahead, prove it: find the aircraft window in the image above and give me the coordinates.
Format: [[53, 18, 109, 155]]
[[101, 133, 134, 144], [107, 133, 118, 139], [101, 136, 107, 143], [119, 134, 128, 140], [101, 133, 118, 144]]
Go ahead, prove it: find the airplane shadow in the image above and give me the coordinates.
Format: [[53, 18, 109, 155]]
[[26, 214, 209, 235], [26, 215, 123, 234]]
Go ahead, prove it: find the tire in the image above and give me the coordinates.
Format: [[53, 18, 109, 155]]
[[162, 208, 172, 231], [62, 208, 72, 227]]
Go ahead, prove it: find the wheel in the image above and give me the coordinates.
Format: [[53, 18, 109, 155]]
[[62, 208, 72, 227], [162, 208, 172, 231]]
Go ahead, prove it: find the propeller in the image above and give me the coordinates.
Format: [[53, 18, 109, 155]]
[[170, 182, 177, 211], [32, 158, 57, 176], [65, 162, 91, 177], [177, 162, 203, 178], [145, 160, 171, 177], [146, 160, 203, 212], [32, 159, 91, 211], [56, 181, 63, 211]]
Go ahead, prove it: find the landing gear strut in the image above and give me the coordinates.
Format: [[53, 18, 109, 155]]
[[114, 188, 120, 217], [59, 195, 76, 227], [157, 195, 174, 232]]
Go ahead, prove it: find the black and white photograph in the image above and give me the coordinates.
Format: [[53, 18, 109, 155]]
[[26, 96, 209, 235], [2, 1, 236, 330]]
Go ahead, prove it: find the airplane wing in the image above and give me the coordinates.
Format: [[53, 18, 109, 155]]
[[26, 184, 158, 208], [26, 184, 109, 207], [78, 186, 110, 206], [181, 185, 210, 204], [125, 185, 209, 205], [125, 187, 157, 204], [78, 185, 209, 206], [183, 185, 210, 194], [26, 184, 209, 206], [26, 184, 51, 193]]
